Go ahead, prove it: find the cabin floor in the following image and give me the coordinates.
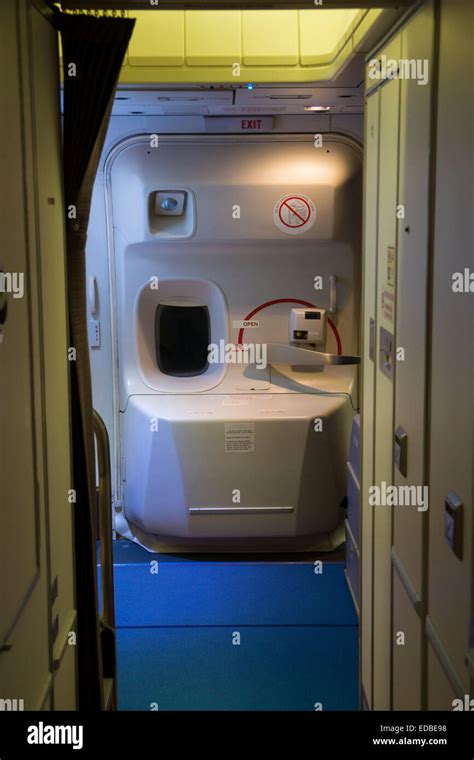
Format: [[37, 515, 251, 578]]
[[101, 540, 359, 711]]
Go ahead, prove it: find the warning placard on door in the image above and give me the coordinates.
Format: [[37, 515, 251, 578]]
[[273, 194, 316, 235], [225, 422, 255, 453], [386, 246, 396, 287]]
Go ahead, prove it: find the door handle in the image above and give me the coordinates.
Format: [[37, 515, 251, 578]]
[[93, 410, 117, 710], [93, 410, 115, 631]]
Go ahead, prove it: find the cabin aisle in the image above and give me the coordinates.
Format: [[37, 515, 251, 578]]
[[104, 541, 359, 711]]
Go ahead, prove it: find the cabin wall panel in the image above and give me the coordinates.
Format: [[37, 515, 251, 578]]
[[362, 0, 473, 710], [0, 0, 76, 710], [392, 571, 422, 710], [390, 3, 435, 710], [0, 0, 42, 657], [242, 11, 299, 67], [372, 56, 401, 710], [426, 642, 459, 711], [29, 4, 77, 710], [360, 89, 379, 710], [128, 10, 184, 66], [186, 11, 241, 67], [427, 0, 473, 693], [392, 0, 433, 609]]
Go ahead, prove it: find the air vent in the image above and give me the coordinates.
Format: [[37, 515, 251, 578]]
[[162, 105, 209, 115], [222, 106, 285, 114], [267, 94, 312, 100], [156, 96, 203, 102]]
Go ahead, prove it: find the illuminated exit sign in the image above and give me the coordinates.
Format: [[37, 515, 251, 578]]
[[204, 117, 274, 133]]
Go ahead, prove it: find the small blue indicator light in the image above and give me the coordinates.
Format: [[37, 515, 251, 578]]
[[247, 84, 254, 90]]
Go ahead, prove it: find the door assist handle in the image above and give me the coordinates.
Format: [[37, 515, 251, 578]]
[[93, 410, 117, 710], [266, 343, 361, 367]]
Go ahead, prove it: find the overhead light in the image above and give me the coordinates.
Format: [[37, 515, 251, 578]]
[[304, 106, 331, 112]]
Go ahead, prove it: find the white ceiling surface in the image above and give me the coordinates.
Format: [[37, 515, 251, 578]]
[[111, 85, 365, 116]]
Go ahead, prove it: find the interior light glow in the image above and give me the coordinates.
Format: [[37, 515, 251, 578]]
[[304, 106, 331, 112]]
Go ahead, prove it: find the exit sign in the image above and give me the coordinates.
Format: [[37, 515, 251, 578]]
[[204, 117, 274, 133]]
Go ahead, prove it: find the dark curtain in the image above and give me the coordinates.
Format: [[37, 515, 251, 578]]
[[53, 10, 135, 711]]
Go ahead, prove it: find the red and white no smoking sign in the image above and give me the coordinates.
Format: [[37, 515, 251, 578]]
[[273, 193, 316, 236]]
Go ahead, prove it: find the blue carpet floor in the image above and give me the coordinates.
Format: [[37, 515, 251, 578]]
[[104, 540, 359, 711]]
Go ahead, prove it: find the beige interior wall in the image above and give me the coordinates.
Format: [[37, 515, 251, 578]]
[[0, 0, 76, 710], [0, 0, 52, 711], [391, 2, 434, 711], [427, 642, 459, 711], [372, 37, 401, 710], [426, 0, 473, 699], [29, 5, 77, 710], [392, 571, 422, 710], [362, 0, 473, 711], [392, 3, 433, 601]]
